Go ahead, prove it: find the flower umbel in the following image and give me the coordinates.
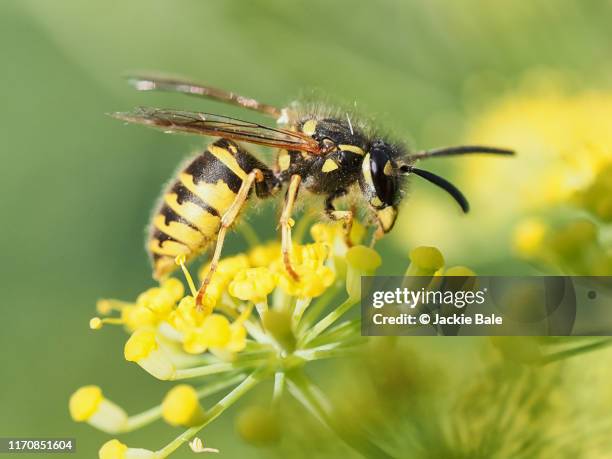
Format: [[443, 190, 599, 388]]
[[72, 220, 458, 458]]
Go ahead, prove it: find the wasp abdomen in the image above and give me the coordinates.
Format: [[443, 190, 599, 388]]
[[148, 139, 269, 279]]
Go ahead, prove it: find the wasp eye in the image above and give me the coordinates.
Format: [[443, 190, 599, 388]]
[[370, 144, 397, 206]]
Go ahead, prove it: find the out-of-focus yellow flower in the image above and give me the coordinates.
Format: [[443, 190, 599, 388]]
[[69, 386, 127, 434], [577, 163, 612, 222], [98, 439, 155, 459], [464, 81, 612, 210], [162, 384, 205, 427], [228, 267, 278, 303], [513, 218, 548, 258]]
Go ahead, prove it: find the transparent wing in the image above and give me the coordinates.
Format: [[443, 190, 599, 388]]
[[112, 107, 321, 153], [127, 73, 282, 118]]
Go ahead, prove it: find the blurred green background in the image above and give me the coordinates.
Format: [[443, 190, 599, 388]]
[[1, 0, 611, 457]]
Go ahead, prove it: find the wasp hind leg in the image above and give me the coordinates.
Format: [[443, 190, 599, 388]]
[[195, 169, 264, 309], [325, 190, 354, 247], [280, 175, 301, 281]]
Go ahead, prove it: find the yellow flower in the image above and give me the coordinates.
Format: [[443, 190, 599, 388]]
[[345, 245, 382, 299], [406, 246, 444, 276], [226, 322, 248, 353], [136, 287, 175, 316], [162, 384, 205, 427], [124, 329, 176, 380], [199, 254, 250, 283], [228, 267, 277, 303], [513, 218, 548, 258], [98, 439, 155, 459], [248, 242, 281, 267], [69, 386, 127, 434], [182, 314, 231, 354]]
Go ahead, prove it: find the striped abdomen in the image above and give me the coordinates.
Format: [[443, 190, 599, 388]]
[[148, 139, 274, 279]]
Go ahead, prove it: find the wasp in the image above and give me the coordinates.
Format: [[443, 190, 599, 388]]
[[113, 74, 513, 307]]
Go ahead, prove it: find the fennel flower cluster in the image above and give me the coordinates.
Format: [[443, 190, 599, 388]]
[[462, 76, 612, 274], [70, 219, 436, 458]]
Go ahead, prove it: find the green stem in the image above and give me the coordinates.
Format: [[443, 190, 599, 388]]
[[299, 298, 357, 346], [305, 318, 361, 348], [172, 358, 266, 380], [298, 285, 339, 334], [287, 371, 395, 459], [123, 373, 247, 432], [272, 371, 285, 406], [155, 370, 265, 458], [294, 344, 360, 361], [292, 297, 312, 330], [540, 338, 612, 365]]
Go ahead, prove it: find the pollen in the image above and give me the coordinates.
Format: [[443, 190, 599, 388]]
[[90, 317, 103, 330], [162, 384, 205, 427]]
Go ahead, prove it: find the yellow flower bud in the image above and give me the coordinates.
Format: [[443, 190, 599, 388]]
[[136, 287, 175, 316], [121, 305, 157, 332], [202, 314, 231, 348], [407, 246, 444, 275], [228, 267, 277, 302], [226, 322, 247, 353], [124, 329, 158, 362], [69, 386, 127, 434], [346, 245, 382, 272], [161, 277, 184, 302], [124, 330, 175, 380], [89, 317, 103, 330], [69, 385, 102, 422], [99, 439, 127, 459], [345, 245, 382, 299], [162, 384, 205, 427], [98, 439, 155, 459]]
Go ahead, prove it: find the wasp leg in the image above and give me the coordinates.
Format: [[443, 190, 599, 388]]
[[280, 175, 301, 281], [324, 190, 354, 247], [196, 169, 264, 309]]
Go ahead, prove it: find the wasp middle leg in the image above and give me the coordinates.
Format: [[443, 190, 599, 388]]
[[280, 174, 301, 281]]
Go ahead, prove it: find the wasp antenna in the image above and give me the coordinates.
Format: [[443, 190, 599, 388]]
[[403, 166, 470, 213], [411, 145, 515, 160]]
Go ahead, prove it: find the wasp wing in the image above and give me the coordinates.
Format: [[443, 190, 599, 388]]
[[127, 73, 282, 118], [112, 107, 321, 153]]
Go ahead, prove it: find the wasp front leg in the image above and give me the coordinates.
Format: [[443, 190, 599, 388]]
[[196, 169, 264, 309], [324, 190, 354, 247], [280, 174, 301, 281]]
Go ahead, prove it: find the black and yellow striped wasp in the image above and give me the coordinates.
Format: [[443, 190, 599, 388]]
[[113, 74, 513, 307]]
